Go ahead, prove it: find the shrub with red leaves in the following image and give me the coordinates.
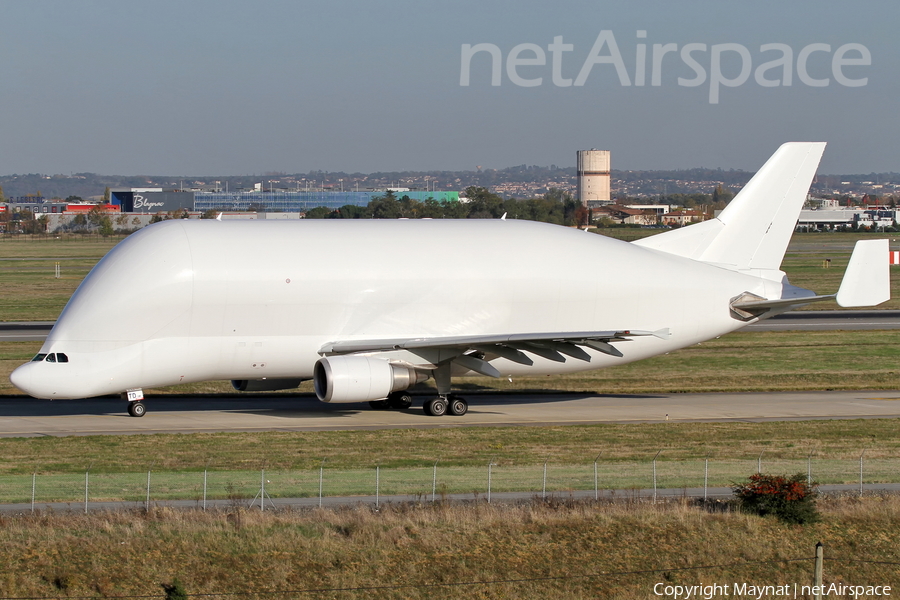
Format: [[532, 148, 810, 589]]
[[732, 473, 820, 525]]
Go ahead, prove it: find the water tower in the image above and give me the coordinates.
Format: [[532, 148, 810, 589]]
[[577, 149, 611, 206]]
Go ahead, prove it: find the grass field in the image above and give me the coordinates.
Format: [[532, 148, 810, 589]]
[[0, 498, 898, 599], [2, 416, 900, 474]]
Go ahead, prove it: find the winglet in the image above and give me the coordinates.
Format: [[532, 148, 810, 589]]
[[835, 239, 891, 307]]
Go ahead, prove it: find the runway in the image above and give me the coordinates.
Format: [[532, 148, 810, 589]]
[[2, 310, 898, 342], [1, 389, 898, 437]]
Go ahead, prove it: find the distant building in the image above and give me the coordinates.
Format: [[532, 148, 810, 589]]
[[798, 207, 898, 230], [577, 149, 611, 206], [193, 190, 459, 213], [594, 205, 657, 226], [625, 204, 670, 216], [110, 188, 195, 214], [661, 210, 706, 226]]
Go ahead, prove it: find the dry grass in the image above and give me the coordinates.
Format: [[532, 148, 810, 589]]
[[0, 495, 897, 598]]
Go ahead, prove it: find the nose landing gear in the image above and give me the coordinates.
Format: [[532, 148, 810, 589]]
[[125, 388, 146, 417], [127, 401, 146, 417]]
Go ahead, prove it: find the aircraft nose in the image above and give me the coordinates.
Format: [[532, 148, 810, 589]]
[[9, 363, 33, 396]]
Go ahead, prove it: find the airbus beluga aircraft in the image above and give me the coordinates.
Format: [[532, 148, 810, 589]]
[[9, 142, 891, 417]]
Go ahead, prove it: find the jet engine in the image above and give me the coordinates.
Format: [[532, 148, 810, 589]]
[[231, 378, 305, 392], [314, 356, 428, 403]]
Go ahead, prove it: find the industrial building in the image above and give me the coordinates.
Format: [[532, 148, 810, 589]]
[[798, 206, 898, 230], [194, 190, 458, 213], [107, 188, 459, 214], [576, 149, 611, 206]]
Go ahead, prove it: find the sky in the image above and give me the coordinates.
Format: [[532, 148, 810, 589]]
[[0, 0, 897, 175]]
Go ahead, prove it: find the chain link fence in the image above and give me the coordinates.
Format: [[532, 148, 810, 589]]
[[1, 453, 897, 509]]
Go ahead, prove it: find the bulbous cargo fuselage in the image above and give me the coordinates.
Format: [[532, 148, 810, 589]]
[[10, 218, 772, 399]]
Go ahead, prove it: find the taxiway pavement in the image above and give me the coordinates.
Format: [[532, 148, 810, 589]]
[[1, 389, 898, 437]]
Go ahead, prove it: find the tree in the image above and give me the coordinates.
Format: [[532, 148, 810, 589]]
[[305, 206, 332, 219], [464, 186, 504, 218], [369, 192, 402, 219], [87, 205, 105, 227], [0, 184, 4, 202], [712, 184, 734, 205], [103, 187, 111, 204], [98, 216, 114, 237]]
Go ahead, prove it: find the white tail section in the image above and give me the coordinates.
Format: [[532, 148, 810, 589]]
[[635, 142, 826, 272]]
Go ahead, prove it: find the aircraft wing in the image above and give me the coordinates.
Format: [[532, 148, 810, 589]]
[[319, 329, 670, 376]]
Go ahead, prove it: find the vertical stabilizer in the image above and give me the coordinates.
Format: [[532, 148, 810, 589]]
[[635, 142, 826, 273]]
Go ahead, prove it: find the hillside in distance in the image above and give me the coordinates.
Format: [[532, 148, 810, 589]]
[[1, 166, 898, 202]]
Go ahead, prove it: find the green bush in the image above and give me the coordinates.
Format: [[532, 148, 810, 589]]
[[732, 473, 820, 525], [162, 579, 188, 600]]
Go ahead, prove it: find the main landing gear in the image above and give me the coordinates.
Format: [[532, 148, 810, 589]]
[[369, 391, 414, 411], [423, 394, 468, 417]]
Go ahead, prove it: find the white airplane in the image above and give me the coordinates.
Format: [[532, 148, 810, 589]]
[[10, 142, 890, 417]]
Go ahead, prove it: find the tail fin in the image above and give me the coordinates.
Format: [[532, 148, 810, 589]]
[[634, 142, 826, 274]]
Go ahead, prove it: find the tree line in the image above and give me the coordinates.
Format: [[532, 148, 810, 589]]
[[305, 187, 590, 226]]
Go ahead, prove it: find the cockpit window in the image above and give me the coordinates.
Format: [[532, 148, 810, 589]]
[[57, 353, 69, 363], [31, 354, 47, 362], [46, 354, 57, 363]]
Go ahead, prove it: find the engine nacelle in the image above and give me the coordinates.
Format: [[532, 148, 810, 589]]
[[314, 356, 427, 403], [231, 378, 305, 392]]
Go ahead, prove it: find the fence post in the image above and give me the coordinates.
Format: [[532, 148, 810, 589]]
[[375, 463, 380, 508], [652, 450, 661, 502], [487, 458, 495, 504], [432, 460, 438, 503], [31, 473, 36, 514], [260, 469, 265, 513], [542, 461, 547, 500], [859, 450, 865, 496], [593, 453, 601, 501], [814, 542, 824, 600], [319, 458, 326, 508], [203, 459, 211, 511], [757, 450, 764, 474], [808, 450, 814, 486], [146, 469, 152, 512], [704, 455, 709, 501], [84, 463, 93, 514]]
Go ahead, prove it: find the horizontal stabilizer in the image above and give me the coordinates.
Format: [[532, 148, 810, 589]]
[[835, 239, 891, 307], [730, 239, 891, 319]]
